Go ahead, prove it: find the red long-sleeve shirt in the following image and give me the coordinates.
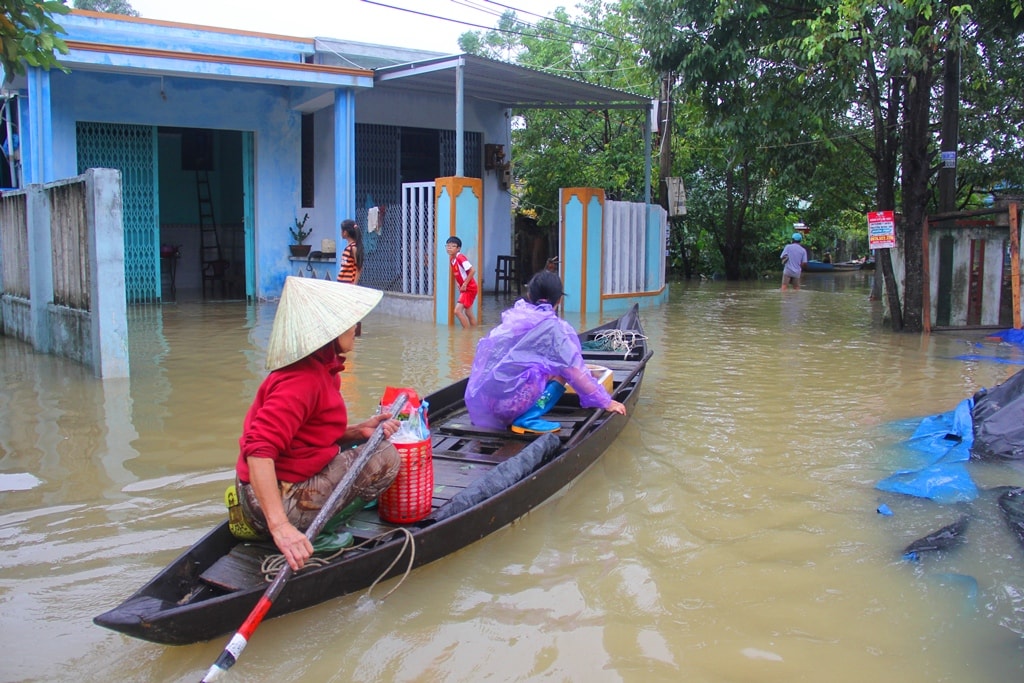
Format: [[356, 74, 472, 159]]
[[236, 345, 349, 483]]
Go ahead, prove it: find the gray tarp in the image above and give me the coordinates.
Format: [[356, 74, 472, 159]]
[[971, 368, 1024, 461]]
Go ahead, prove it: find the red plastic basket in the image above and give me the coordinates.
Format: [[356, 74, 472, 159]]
[[379, 438, 433, 524]]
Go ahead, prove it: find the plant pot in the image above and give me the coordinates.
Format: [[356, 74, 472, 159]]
[[290, 244, 312, 257]]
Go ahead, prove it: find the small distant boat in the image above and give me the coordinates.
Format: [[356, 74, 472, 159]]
[[804, 260, 863, 273]]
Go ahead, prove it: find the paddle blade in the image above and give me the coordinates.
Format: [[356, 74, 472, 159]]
[[200, 592, 273, 681], [200, 633, 246, 681]]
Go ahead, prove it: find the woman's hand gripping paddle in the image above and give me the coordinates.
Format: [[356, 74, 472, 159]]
[[200, 393, 408, 682]]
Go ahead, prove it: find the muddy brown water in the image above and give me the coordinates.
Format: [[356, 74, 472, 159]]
[[3, 272, 1024, 682]]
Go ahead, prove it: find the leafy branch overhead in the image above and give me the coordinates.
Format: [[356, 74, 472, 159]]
[[0, 0, 71, 82]]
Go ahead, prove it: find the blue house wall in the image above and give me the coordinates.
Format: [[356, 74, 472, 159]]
[[14, 11, 379, 300]]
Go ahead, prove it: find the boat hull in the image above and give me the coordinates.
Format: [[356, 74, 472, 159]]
[[94, 306, 649, 645]]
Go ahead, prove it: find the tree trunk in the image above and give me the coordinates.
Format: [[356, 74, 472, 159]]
[[900, 60, 935, 333], [875, 101, 901, 327], [864, 57, 900, 307], [721, 165, 746, 280], [938, 47, 960, 214]]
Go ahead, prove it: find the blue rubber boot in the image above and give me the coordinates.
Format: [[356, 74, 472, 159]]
[[511, 380, 566, 434]]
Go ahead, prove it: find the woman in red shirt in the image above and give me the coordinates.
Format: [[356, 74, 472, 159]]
[[235, 277, 399, 571]]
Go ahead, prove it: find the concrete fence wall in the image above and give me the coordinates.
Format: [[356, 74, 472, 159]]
[[0, 168, 129, 378]]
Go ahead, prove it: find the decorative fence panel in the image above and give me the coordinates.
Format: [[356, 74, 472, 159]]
[[0, 191, 28, 298], [49, 181, 90, 310], [401, 182, 435, 296], [603, 200, 647, 295]]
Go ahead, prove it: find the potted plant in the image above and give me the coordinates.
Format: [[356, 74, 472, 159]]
[[289, 213, 312, 257]]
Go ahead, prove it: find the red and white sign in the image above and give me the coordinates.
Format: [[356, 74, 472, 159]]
[[867, 210, 896, 250]]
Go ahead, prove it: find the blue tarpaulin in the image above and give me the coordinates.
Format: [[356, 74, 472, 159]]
[[876, 397, 978, 503]]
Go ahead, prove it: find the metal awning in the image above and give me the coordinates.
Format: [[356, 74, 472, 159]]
[[373, 54, 651, 110]]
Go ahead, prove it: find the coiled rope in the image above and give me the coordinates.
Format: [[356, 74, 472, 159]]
[[582, 329, 648, 358], [260, 527, 416, 601]]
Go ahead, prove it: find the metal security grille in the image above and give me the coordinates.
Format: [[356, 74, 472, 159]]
[[439, 130, 482, 178], [77, 122, 159, 303], [355, 123, 401, 291], [355, 124, 482, 294]]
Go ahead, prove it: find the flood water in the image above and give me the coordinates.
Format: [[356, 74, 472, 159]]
[[4, 271, 1024, 683]]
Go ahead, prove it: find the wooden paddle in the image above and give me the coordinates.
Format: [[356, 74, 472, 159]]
[[200, 393, 408, 682]]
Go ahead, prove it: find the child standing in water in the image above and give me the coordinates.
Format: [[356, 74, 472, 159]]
[[445, 235, 477, 328], [336, 219, 364, 335]]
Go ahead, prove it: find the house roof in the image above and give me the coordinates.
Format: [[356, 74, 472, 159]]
[[33, 13, 649, 112], [372, 54, 651, 110]]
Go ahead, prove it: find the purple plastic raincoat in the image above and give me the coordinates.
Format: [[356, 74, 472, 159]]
[[465, 300, 613, 428]]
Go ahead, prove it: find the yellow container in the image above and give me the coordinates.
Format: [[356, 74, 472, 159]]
[[566, 364, 613, 395]]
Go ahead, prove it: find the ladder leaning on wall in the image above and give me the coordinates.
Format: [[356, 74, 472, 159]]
[[196, 170, 227, 297]]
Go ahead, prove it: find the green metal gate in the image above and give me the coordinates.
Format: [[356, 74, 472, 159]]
[[77, 122, 160, 303]]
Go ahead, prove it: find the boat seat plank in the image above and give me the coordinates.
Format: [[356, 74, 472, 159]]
[[343, 513, 426, 536], [581, 359, 638, 372], [431, 435, 529, 465], [437, 421, 570, 441], [199, 542, 274, 593], [435, 419, 536, 441], [432, 457, 494, 488], [582, 351, 644, 364]]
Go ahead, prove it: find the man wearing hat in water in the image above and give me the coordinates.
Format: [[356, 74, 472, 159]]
[[235, 277, 401, 571], [780, 232, 808, 291]]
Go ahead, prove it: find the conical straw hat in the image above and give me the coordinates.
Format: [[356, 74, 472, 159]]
[[265, 277, 383, 371]]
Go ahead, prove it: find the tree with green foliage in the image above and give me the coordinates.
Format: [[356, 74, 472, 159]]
[[460, 2, 656, 228], [626, 0, 848, 280], [72, 0, 138, 15], [630, 0, 1024, 331], [795, 0, 1023, 331], [0, 0, 70, 82]]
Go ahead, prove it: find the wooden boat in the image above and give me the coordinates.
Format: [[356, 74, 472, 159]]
[[804, 260, 862, 273], [94, 305, 650, 645]]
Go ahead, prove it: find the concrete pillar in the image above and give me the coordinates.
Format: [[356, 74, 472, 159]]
[[559, 188, 604, 317], [434, 177, 482, 326], [85, 168, 129, 378], [334, 89, 356, 257], [25, 67, 53, 183], [26, 183, 52, 352]]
